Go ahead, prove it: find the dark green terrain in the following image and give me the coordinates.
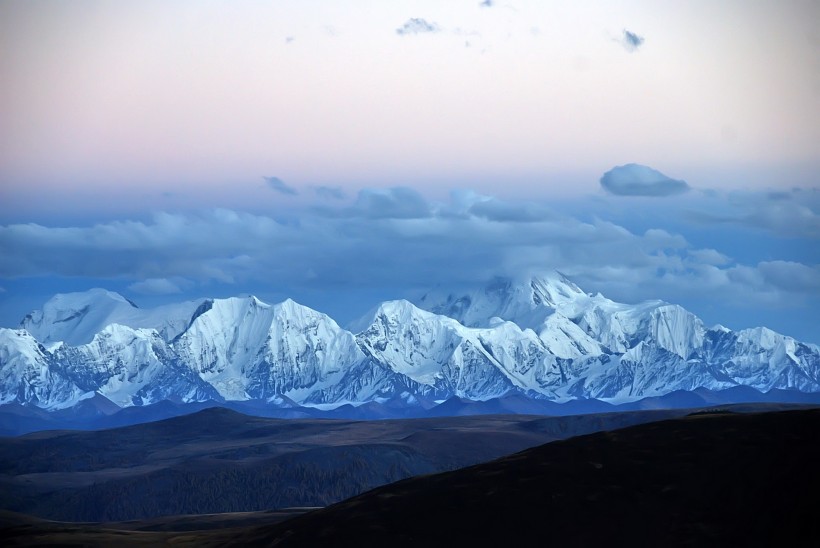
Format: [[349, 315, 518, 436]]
[[0, 407, 682, 521], [3, 407, 817, 547]]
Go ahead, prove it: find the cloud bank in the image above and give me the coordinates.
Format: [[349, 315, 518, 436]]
[[2, 189, 816, 317], [2, 182, 817, 341], [689, 187, 820, 238], [600, 164, 690, 197]]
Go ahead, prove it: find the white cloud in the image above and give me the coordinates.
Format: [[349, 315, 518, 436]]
[[0, 189, 816, 320]]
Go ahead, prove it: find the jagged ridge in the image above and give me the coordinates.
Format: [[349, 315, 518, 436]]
[[2, 273, 818, 410]]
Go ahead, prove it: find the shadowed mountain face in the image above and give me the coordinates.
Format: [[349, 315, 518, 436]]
[[195, 409, 819, 547], [0, 407, 685, 522]]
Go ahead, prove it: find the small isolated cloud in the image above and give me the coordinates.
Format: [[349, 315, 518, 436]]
[[312, 186, 346, 200], [285, 36, 294, 44], [396, 18, 440, 36], [619, 29, 644, 52], [600, 164, 690, 197], [0, 286, 5, 293], [128, 278, 184, 295], [264, 176, 298, 196]]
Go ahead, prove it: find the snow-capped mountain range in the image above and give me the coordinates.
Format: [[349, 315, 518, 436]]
[[2, 273, 818, 411]]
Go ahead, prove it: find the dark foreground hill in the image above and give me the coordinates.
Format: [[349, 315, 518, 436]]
[[3, 408, 818, 547], [0, 406, 684, 521], [236, 408, 819, 547]]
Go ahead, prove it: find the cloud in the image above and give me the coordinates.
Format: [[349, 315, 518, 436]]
[[600, 164, 690, 197], [1, 194, 810, 299], [2, 187, 818, 341], [312, 186, 346, 200], [479, 0, 494, 6], [743, 198, 820, 238], [335, 187, 432, 219], [396, 18, 440, 36], [687, 248, 732, 266], [128, 278, 185, 295], [263, 176, 298, 196], [619, 29, 644, 52], [757, 261, 820, 293], [467, 198, 555, 223], [688, 188, 820, 238]]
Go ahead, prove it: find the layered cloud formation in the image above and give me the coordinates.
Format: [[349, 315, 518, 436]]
[[2, 185, 816, 317]]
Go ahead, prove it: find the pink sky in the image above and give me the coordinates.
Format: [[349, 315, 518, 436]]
[[2, 1, 818, 219]]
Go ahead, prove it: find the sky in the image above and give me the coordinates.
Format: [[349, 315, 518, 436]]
[[1, 0, 818, 343]]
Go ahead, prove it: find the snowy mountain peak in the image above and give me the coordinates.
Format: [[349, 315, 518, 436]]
[[275, 297, 325, 320], [417, 271, 587, 330], [55, 288, 137, 308], [0, 327, 88, 409], [22, 289, 212, 347], [20, 288, 139, 346], [374, 299, 440, 322], [3, 277, 819, 412], [529, 271, 586, 306]]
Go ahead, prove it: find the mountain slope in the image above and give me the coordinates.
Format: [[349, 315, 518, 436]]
[[21, 289, 208, 346], [210, 409, 819, 547], [0, 329, 85, 409]]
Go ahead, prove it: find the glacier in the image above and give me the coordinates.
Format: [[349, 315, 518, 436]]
[[1, 273, 818, 411]]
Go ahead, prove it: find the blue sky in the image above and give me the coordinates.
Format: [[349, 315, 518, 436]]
[[1, 1, 818, 342]]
